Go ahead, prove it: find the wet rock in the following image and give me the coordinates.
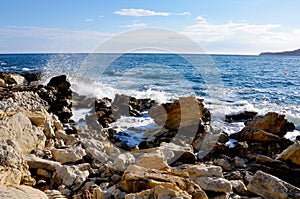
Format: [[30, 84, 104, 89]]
[[0, 185, 48, 199], [277, 141, 300, 166], [149, 96, 210, 130], [225, 111, 258, 123], [194, 176, 232, 193], [0, 112, 46, 155], [244, 112, 295, 137], [51, 145, 86, 164], [38, 75, 72, 123], [247, 170, 300, 199]]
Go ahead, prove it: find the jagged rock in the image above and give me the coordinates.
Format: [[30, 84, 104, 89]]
[[213, 156, 232, 171], [0, 166, 22, 186], [149, 96, 210, 130], [37, 168, 52, 179], [225, 111, 258, 123], [230, 127, 281, 143], [119, 165, 194, 195], [0, 140, 33, 186], [0, 185, 48, 199], [244, 112, 295, 137], [0, 113, 45, 155], [114, 153, 135, 171], [51, 145, 86, 164], [52, 165, 89, 191], [13, 91, 49, 111], [22, 110, 47, 127], [230, 180, 248, 196], [25, 154, 61, 171], [4, 73, 28, 85], [136, 153, 170, 171], [125, 185, 193, 199], [233, 156, 248, 168], [0, 78, 5, 87], [277, 141, 300, 165], [55, 130, 78, 146], [247, 170, 300, 199], [193, 177, 232, 193], [179, 164, 223, 179], [44, 189, 68, 199]]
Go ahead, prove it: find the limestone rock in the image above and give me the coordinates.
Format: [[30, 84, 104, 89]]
[[51, 145, 86, 164], [125, 185, 193, 199], [247, 170, 300, 199], [0, 78, 5, 87], [0, 166, 22, 186], [136, 153, 170, 171], [230, 127, 281, 143], [25, 154, 61, 171], [244, 112, 295, 137], [5, 73, 28, 85], [114, 153, 135, 171], [119, 165, 193, 194], [194, 177, 232, 193], [179, 164, 223, 179], [149, 96, 210, 130], [53, 165, 89, 191], [44, 190, 68, 199], [23, 110, 47, 127], [230, 180, 248, 196], [0, 185, 48, 199], [0, 112, 46, 155], [277, 141, 300, 165]]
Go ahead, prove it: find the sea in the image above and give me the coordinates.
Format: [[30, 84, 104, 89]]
[[0, 53, 299, 145]]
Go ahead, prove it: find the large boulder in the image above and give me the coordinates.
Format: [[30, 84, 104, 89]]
[[230, 127, 281, 143], [0, 112, 46, 155], [51, 145, 86, 164], [119, 165, 197, 197], [277, 141, 300, 166], [247, 170, 300, 199], [149, 96, 210, 130], [0, 185, 48, 199], [244, 112, 295, 137]]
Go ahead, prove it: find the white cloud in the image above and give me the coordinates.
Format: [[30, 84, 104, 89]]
[[195, 16, 207, 24], [120, 23, 147, 28], [182, 16, 300, 54], [176, 12, 192, 16], [114, 9, 170, 17], [84, 18, 94, 22], [0, 26, 113, 53]]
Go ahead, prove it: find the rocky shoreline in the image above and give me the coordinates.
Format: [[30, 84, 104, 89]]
[[0, 72, 299, 199]]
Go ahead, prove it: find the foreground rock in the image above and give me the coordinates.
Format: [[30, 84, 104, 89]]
[[0, 112, 45, 155], [247, 170, 300, 199], [0, 185, 48, 199]]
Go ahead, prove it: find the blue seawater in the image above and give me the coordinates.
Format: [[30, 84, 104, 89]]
[[1, 53, 299, 141]]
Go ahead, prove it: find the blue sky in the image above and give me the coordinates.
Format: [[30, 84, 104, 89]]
[[0, 0, 300, 54]]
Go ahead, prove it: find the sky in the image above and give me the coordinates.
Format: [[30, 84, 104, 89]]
[[0, 0, 300, 54]]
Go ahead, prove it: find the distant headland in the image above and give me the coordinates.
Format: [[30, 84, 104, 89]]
[[259, 48, 300, 56]]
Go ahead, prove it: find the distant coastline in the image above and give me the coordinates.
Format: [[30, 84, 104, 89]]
[[260, 48, 300, 56]]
